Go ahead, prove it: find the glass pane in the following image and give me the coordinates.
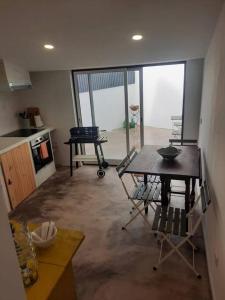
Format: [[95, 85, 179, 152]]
[[76, 74, 94, 155], [91, 72, 127, 161], [77, 74, 92, 127], [143, 64, 184, 145], [127, 70, 141, 151]]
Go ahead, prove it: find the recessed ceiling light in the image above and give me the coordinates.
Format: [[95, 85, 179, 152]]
[[44, 44, 54, 50], [132, 34, 143, 41]]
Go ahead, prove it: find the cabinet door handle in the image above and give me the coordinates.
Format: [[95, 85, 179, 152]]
[[8, 179, 12, 185]]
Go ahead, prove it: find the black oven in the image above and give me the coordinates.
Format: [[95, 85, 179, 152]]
[[30, 133, 53, 173]]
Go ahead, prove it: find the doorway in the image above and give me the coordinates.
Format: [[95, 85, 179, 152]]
[[73, 68, 142, 164], [143, 64, 185, 145], [72, 63, 185, 163]]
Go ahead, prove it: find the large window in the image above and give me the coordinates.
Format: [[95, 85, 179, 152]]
[[72, 63, 185, 163]]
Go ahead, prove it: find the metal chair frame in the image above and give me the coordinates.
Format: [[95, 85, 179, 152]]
[[152, 181, 210, 278], [116, 148, 161, 230]]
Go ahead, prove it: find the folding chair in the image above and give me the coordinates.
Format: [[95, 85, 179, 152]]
[[152, 180, 210, 278], [116, 148, 161, 230]]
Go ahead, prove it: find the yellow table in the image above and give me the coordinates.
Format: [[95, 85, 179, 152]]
[[26, 226, 85, 300]]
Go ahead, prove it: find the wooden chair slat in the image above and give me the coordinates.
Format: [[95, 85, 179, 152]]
[[131, 183, 143, 199], [166, 207, 174, 233], [142, 183, 153, 200], [150, 175, 156, 183], [159, 206, 168, 232], [180, 209, 187, 237], [136, 184, 148, 200], [173, 208, 180, 235], [148, 183, 158, 200], [155, 176, 160, 184], [152, 183, 161, 201], [152, 206, 161, 231]]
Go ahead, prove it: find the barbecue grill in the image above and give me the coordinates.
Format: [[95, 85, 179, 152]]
[[65, 126, 108, 178]]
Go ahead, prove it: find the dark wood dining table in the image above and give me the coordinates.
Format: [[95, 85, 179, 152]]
[[125, 145, 201, 214]]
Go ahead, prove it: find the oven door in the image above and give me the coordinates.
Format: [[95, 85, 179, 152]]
[[31, 138, 53, 173]]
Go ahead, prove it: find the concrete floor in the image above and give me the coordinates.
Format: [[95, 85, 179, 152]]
[[85, 126, 173, 160], [11, 166, 211, 300]]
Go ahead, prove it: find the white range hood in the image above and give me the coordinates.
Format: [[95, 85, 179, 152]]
[[0, 59, 32, 91]]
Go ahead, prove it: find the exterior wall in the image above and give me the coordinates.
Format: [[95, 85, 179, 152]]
[[143, 65, 184, 129], [80, 66, 184, 131], [17, 71, 76, 166], [80, 83, 138, 130], [183, 59, 204, 140], [199, 3, 225, 299]]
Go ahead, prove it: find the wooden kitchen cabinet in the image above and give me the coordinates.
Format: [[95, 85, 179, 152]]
[[0, 143, 36, 208]]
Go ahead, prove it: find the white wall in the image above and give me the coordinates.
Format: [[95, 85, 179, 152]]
[[0, 188, 26, 300], [17, 71, 76, 166], [80, 83, 138, 131], [80, 67, 184, 131], [199, 3, 225, 300], [0, 91, 22, 135], [143, 65, 184, 129], [183, 59, 204, 140]]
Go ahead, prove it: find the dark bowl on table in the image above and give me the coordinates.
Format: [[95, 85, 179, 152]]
[[157, 146, 182, 160]]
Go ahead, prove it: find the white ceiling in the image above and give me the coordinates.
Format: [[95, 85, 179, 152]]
[[0, 0, 223, 71]]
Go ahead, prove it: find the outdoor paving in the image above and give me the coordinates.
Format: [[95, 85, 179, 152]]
[[85, 126, 173, 160]]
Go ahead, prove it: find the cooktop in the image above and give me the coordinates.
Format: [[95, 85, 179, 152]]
[[1, 128, 43, 137]]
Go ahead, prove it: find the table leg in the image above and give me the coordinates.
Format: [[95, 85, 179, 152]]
[[185, 178, 191, 231], [191, 178, 196, 195], [167, 179, 171, 193], [190, 178, 196, 207], [166, 178, 171, 203], [95, 144, 103, 172], [144, 174, 147, 185], [70, 143, 73, 177], [185, 178, 190, 213], [160, 176, 169, 206], [144, 174, 148, 215], [75, 143, 79, 168]]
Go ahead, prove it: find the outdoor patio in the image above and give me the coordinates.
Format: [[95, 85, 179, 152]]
[[85, 126, 173, 160], [78, 65, 183, 161]]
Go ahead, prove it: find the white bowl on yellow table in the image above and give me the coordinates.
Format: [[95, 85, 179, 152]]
[[31, 221, 57, 249]]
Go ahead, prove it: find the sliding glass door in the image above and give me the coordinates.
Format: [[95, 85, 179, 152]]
[[127, 68, 143, 151], [72, 63, 184, 164], [73, 69, 140, 163], [91, 71, 127, 161]]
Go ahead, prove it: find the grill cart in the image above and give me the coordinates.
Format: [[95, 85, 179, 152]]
[[65, 127, 109, 178]]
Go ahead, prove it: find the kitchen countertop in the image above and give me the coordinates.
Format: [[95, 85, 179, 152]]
[[26, 224, 84, 300], [11, 222, 84, 300], [0, 127, 54, 155]]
